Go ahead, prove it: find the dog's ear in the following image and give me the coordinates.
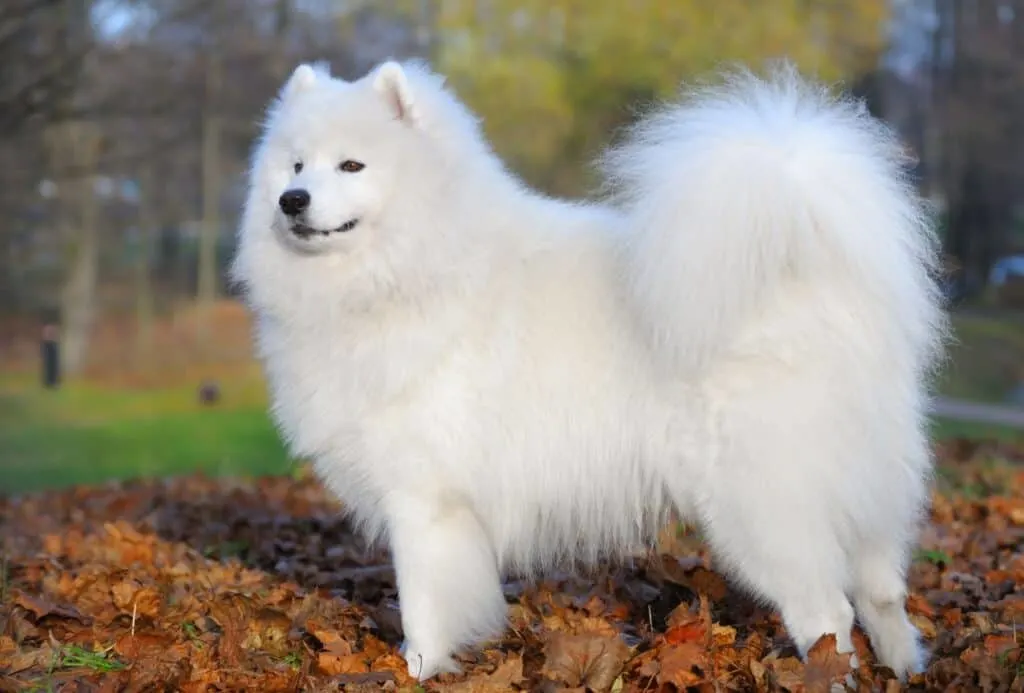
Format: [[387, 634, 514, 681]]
[[281, 63, 321, 100], [373, 61, 421, 126]]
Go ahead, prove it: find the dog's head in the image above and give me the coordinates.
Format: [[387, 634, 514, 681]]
[[232, 60, 492, 313], [250, 62, 432, 254]]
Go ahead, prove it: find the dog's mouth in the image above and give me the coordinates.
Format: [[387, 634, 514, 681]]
[[291, 219, 359, 239]]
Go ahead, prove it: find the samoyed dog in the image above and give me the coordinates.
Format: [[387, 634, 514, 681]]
[[231, 58, 946, 681]]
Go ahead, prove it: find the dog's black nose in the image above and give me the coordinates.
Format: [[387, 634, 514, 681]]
[[279, 189, 310, 217]]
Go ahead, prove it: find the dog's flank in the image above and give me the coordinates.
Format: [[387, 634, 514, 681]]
[[231, 59, 947, 681]]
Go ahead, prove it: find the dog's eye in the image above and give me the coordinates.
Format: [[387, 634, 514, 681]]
[[293, 161, 303, 174], [339, 160, 365, 173]]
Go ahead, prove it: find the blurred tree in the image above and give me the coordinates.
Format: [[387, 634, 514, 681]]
[[928, 0, 1024, 293], [399, 0, 890, 194]]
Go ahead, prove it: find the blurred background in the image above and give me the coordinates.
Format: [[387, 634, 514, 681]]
[[1, 0, 1023, 494]]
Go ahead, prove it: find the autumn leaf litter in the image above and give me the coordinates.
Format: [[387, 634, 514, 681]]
[[2, 437, 1024, 692]]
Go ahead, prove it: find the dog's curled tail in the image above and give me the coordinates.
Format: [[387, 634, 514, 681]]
[[601, 64, 946, 377]]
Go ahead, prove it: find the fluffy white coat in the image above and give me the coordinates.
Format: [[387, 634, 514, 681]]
[[231, 58, 947, 681]]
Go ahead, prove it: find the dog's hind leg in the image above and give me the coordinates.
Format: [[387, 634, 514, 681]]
[[851, 537, 925, 678], [386, 490, 508, 681], [694, 390, 860, 672], [701, 480, 858, 664]]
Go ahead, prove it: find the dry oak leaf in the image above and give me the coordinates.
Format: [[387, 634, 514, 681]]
[[113, 631, 184, 660], [658, 641, 708, 689], [208, 593, 260, 667], [2, 641, 59, 675], [438, 656, 526, 692], [689, 567, 729, 602], [766, 656, 806, 692], [308, 623, 354, 656], [12, 589, 90, 624], [982, 634, 1018, 658], [114, 632, 192, 691], [541, 631, 632, 692], [665, 619, 707, 646], [242, 607, 293, 657], [318, 651, 371, 676], [803, 633, 853, 693], [110, 580, 163, 619], [370, 652, 419, 687], [0, 636, 16, 657]]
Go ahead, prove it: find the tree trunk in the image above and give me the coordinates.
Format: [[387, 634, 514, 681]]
[[135, 166, 156, 367], [46, 120, 102, 377], [60, 212, 98, 375], [197, 50, 221, 346]]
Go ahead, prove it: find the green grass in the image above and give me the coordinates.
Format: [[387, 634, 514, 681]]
[[58, 645, 125, 673], [930, 416, 1024, 442], [0, 373, 293, 494], [940, 312, 1024, 403]]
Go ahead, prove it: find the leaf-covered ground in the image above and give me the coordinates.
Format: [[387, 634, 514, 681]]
[[2, 438, 1024, 692]]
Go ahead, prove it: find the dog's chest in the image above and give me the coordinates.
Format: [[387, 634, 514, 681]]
[[254, 310, 465, 456]]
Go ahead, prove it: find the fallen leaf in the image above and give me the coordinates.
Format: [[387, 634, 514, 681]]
[[12, 590, 90, 623], [317, 650, 369, 675], [541, 632, 631, 691], [439, 656, 525, 692], [2, 641, 59, 674], [803, 633, 853, 693], [658, 642, 708, 688]]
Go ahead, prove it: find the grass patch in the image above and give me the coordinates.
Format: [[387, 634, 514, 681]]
[[930, 416, 1024, 443], [58, 645, 125, 673], [913, 548, 952, 567], [940, 313, 1024, 402], [0, 373, 293, 494]]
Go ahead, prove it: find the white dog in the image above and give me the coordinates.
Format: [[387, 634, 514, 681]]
[[231, 58, 947, 682]]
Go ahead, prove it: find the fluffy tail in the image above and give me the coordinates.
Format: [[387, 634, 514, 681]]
[[602, 64, 947, 377]]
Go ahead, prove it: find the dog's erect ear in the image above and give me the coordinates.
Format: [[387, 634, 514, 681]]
[[281, 63, 321, 100], [373, 61, 421, 126]]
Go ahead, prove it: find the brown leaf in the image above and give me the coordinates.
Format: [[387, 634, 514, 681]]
[[12, 590, 90, 624], [803, 634, 853, 693], [658, 642, 708, 688], [439, 656, 525, 692], [909, 612, 938, 639], [0, 636, 15, 657], [983, 634, 1017, 658], [317, 650, 370, 675], [690, 568, 729, 602], [749, 658, 768, 689], [2, 642, 59, 674], [114, 632, 191, 691], [767, 656, 807, 692], [665, 620, 706, 646], [244, 607, 293, 657], [308, 623, 353, 656], [114, 631, 176, 659], [110, 580, 163, 619], [541, 632, 631, 692]]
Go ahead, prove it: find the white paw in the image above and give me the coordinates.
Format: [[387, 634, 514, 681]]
[[400, 641, 461, 681]]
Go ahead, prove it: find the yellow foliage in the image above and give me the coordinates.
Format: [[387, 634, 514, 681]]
[[388, 0, 890, 193]]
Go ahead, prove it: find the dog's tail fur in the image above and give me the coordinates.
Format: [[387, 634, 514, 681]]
[[601, 64, 947, 379]]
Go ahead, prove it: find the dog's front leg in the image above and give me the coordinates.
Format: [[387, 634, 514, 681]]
[[386, 491, 508, 681]]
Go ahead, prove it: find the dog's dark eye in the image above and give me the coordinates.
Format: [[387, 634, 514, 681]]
[[293, 161, 303, 174], [339, 160, 365, 173]]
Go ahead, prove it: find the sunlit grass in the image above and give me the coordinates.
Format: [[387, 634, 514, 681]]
[[939, 313, 1024, 402], [0, 370, 293, 494]]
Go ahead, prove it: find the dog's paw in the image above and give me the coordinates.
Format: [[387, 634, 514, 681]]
[[400, 641, 461, 681]]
